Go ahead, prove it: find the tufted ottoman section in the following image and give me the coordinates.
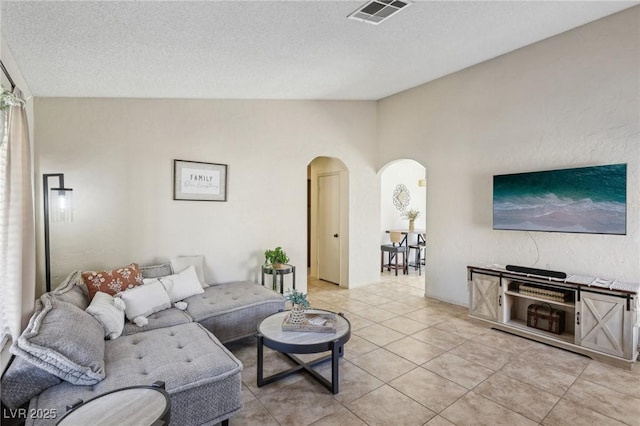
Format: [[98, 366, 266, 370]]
[[185, 281, 285, 343], [121, 307, 192, 336], [25, 323, 242, 426]]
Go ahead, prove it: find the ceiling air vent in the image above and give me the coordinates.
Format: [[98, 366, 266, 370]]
[[348, 0, 411, 25]]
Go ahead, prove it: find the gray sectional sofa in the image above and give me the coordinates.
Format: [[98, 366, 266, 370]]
[[1, 265, 285, 425]]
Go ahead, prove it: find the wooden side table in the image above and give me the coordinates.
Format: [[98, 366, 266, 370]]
[[261, 264, 295, 294], [56, 381, 170, 426]]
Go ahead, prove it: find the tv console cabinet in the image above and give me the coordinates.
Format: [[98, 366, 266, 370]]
[[467, 265, 639, 369]]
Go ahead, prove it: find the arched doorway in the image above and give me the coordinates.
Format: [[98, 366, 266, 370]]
[[307, 156, 349, 287], [379, 159, 427, 275]]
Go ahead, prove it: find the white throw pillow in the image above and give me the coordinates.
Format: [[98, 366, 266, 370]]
[[170, 255, 207, 287], [118, 280, 171, 321], [85, 291, 125, 340], [144, 265, 204, 303]]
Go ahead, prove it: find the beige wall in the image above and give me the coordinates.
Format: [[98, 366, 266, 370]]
[[378, 7, 640, 305], [380, 159, 427, 241], [35, 99, 380, 294], [33, 7, 640, 307]]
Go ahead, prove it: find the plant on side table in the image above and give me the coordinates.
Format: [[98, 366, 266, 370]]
[[285, 289, 310, 324], [264, 246, 291, 292], [264, 246, 290, 269]]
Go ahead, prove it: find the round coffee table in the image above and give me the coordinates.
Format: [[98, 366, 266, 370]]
[[56, 381, 170, 426], [256, 309, 351, 394]]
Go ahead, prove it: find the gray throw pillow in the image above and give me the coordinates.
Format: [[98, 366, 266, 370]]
[[140, 263, 173, 279], [50, 270, 90, 310], [0, 356, 62, 408], [11, 294, 106, 385]]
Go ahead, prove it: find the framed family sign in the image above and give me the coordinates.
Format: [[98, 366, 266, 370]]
[[173, 159, 228, 201]]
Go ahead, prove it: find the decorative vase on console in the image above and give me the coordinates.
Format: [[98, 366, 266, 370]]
[[402, 208, 420, 232]]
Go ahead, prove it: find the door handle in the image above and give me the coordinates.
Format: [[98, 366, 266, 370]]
[[333, 234, 339, 238]]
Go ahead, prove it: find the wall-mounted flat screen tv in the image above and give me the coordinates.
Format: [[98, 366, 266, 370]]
[[493, 164, 626, 235]]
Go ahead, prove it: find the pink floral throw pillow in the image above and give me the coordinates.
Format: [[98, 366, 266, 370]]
[[82, 263, 143, 301]]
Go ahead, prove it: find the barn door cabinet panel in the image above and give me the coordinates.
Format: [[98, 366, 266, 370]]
[[467, 265, 639, 369], [468, 269, 501, 322], [577, 291, 633, 359]]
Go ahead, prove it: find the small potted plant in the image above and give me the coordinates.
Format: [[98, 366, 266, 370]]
[[264, 246, 290, 269], [401, 208, 421, 231], [285, 289, 310, 324]]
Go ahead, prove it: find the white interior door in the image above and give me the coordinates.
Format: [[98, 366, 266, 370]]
[[318, 173, 340, 284]]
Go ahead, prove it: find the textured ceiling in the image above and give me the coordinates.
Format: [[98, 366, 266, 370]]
[[1, 1, 637, 100]]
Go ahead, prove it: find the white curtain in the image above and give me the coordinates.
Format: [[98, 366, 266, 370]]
[[0, 88, 35, 349]]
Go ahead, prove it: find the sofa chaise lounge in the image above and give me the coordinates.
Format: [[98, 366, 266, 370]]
[[1, 263, 285, 426]]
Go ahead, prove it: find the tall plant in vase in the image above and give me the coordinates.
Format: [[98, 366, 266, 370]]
[[401, 208, 420, 231]]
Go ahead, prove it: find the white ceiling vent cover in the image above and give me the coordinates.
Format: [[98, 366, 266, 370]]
[[348, 0, 411, 25]]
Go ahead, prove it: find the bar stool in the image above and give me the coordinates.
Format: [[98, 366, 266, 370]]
[[381, 231, 407, 276], [408, 233, 426, 275]]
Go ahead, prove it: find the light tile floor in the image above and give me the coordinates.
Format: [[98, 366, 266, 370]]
[[225, 272, 640, 426]]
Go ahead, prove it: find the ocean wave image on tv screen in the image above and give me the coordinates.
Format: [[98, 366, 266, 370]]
[[493, 163, 626, 235]]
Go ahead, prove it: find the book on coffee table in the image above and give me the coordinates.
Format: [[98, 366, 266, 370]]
[[282, 312, 338, 333]]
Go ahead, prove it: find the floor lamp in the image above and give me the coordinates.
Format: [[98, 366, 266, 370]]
[[43, 173, 73, 292]]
